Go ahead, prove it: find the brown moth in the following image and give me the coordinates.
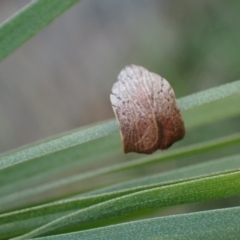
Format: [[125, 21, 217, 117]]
[[110, 65, 185, 154]]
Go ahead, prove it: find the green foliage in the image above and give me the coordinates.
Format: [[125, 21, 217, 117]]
[[0, 1, 240, 239], [0, 0, 81, 62], [34, 206, 240, 240]]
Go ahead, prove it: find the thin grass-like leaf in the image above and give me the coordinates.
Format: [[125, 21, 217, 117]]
[[14, 169, 240, 239], [0, 119, 117, 171], [0, 133, 122, 196], [177, 80, 240, 111], [1, 89, 240, 201], [1, 153, 240, 239], [0, 81, 239, 205], [83, 152, 240, 196], [183, 93, 240, 128], [1, 133, 240, 211], [33, 206, 240, 240], [0, 0, 81, 62]]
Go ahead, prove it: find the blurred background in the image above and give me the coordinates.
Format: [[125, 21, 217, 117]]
[[0, 0, 240, 221], [0, 0, 240, 153]]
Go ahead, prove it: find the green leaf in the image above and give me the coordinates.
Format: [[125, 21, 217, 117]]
[[33, 206, 240, 240], [0, 0, 81, 62], [0, 132, 121, 197], [1, 153, 240, 239], [183, 93, 240, 128], [1, 133, 239, 211], [0, 81, 239, 206], [84, 152, 240, 196], [1, 92, 240, 204], [0, 119, 117, 172], [13, 169, 240, 239], [177, 80, 240, 111]]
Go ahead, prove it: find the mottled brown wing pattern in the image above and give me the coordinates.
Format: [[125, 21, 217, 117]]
[[110, 65, 160, 153], [150, 72, 185, 150], [110, 65, 185, 154]]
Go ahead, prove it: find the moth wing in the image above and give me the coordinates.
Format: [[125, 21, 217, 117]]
[[110, 65, 160, 154], [150, 72, 185, 149]]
